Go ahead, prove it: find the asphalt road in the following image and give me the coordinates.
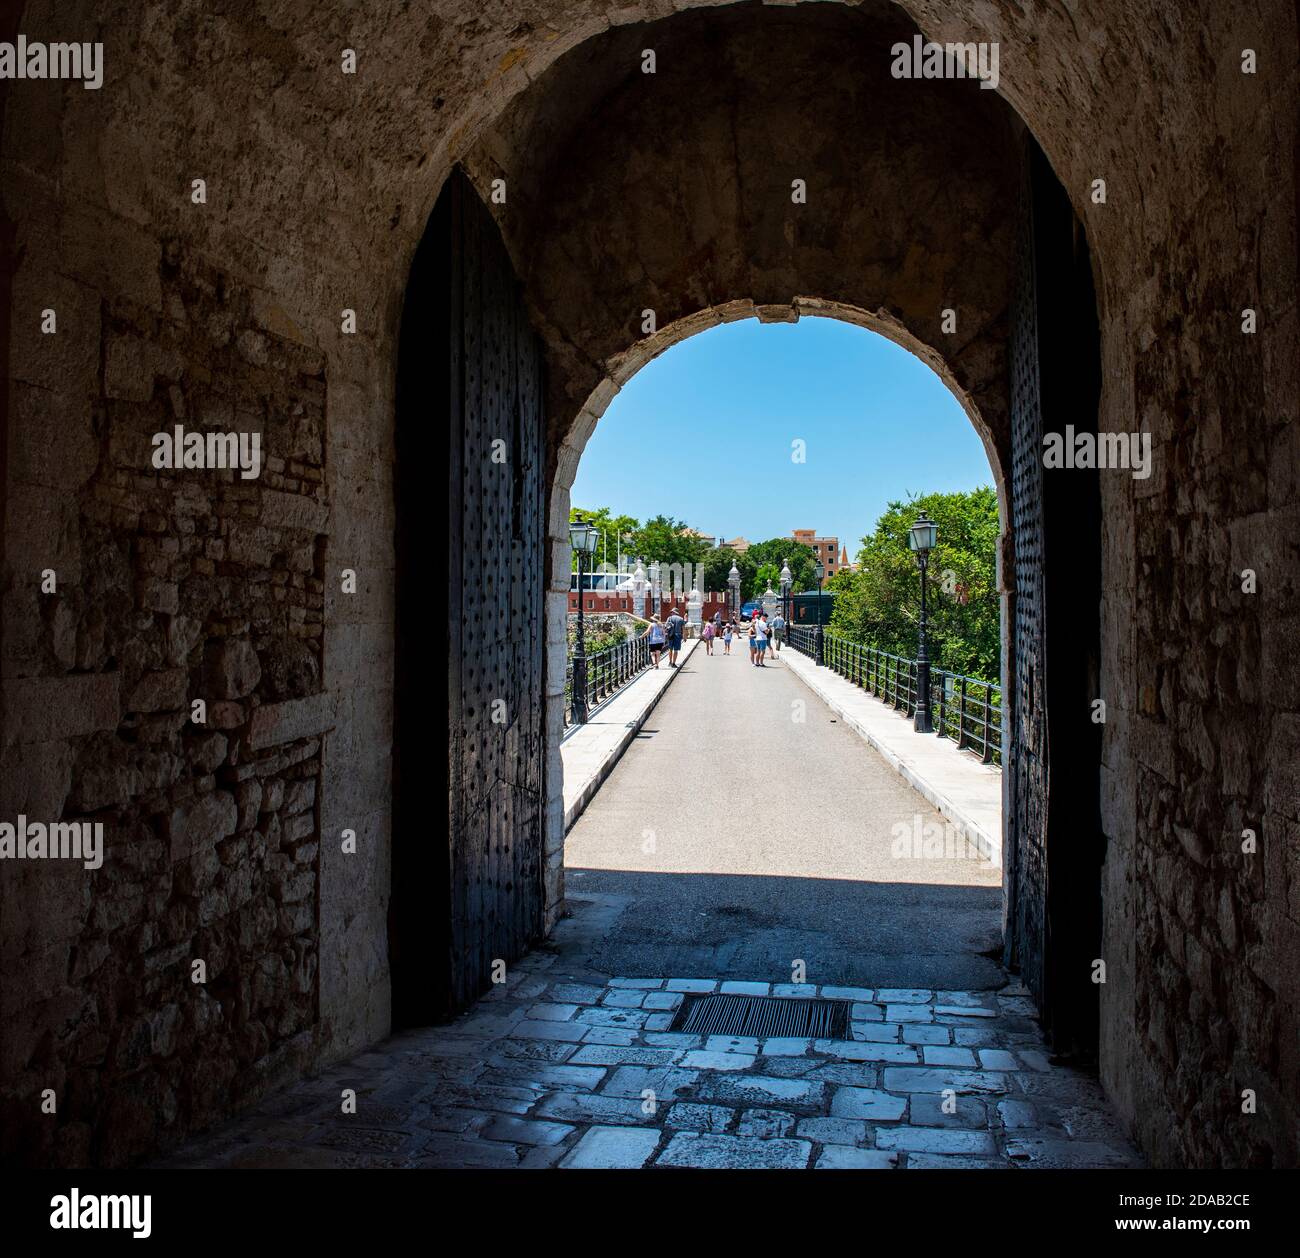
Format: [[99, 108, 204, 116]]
[[561, 636, 1005, 990]]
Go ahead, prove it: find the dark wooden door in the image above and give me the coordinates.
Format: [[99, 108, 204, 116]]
[[1005, 140, 1104, 1053], [1005, 147, 1050, 1009], [393, 169, 546, 1024]]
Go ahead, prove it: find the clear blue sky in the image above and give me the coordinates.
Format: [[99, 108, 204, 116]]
[[570, 316, 995, 557]]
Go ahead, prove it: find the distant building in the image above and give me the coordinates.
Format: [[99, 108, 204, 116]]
[[724, 536, 751, 554], [791, 529, 842, 586], [680, 527, 718, 547]]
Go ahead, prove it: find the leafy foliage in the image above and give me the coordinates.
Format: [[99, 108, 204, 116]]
[[701, 540, 817, 600], [631, 514, 711, 570], [568, 506, 710, 572], [571, 502, 817, 603], [566, 506, 641, 570], [828, 488, 1000, 681]]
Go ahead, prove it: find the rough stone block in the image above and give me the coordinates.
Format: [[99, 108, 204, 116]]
[[168, 791, 238, 862], [559, 1125, 659, 1169], [655, 1132, 811, 1170], [3, 674, 120, 746], [248, 693, 335, 749], [204, 639, 262, 700], [126, 669, 188, 713]]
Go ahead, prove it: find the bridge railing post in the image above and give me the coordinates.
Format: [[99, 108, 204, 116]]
[[571, 652, 588, 724], [814, 624, 824, 666]]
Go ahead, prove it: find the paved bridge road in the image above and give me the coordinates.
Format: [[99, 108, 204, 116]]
[[561, 637, 1004, 990]]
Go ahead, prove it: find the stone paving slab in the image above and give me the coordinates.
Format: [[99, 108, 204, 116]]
[[170, 958, 1142, 1171]]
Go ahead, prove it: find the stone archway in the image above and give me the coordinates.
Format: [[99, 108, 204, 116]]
[[425, 0, 1108, 1048], [2, 0, 1294, 1171], [540, 293, 1013, 931]]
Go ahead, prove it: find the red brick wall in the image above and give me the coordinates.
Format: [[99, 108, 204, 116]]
[[567, 591, 730, 620]]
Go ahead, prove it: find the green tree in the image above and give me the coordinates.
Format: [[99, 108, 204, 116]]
[[701, 545, 754, 603], [569, 505, 639, 571], [700, 539, 818, 602], [630, 514, 711, 570], [753, 561, 780, 597], [828, 488, 1000, 681], [744, 539, 817, 599]]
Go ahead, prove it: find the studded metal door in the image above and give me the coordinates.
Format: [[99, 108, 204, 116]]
[[1005, 152, 1049, 1002], [1004, 143, 1104, 1052], [393, 169, 546, 1023], [449, 172, 546, 1012]]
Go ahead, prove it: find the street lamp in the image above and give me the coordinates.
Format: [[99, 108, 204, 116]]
[[650, 560, 662, 620], [568, 515, 600, 724], [908, 511, 938, 733], [727, 559, 740, 619], [779, 558, 792, 643], [809, 556, 826, 663]]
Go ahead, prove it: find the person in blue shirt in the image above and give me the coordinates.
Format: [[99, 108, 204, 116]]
[[664, 606, 686, 667]]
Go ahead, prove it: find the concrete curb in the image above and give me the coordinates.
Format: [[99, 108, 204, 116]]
[[780, 648, 1001, 866], [562, 639, 698, 833]]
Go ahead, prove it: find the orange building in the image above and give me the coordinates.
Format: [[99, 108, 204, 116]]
[[791, 529, 843, 586]]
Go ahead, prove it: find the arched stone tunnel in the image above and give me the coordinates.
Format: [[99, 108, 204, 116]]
[[0, 0, 1295, 1172]]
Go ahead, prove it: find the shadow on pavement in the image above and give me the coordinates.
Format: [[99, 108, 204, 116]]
[[558, 867, 1005, 991]]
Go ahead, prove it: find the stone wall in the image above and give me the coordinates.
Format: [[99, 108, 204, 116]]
[[1, 0, 1296, 1169], [2, 228, 335, 1164]]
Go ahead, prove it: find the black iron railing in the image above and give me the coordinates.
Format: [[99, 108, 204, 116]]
[[565, 633, 652, 727], [785, 624, 819, 659], [789, 628, 1002, 765]]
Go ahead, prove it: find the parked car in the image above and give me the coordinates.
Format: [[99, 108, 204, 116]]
[[740, 601, 762, 618]]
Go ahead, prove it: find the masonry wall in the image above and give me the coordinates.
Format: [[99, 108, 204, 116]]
[[1, 0, 1296, 1169], [2, 233, 336, 1163]]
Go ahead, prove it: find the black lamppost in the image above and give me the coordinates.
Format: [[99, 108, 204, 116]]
[[908, 511, 938, 733], [728, 559, 740, 620], [568, 515, 600, 724], [809, 557, 825, 662]]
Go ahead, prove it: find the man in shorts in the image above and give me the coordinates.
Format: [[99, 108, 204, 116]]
[[665, 606, 685, 667], [770, 609, 786, 653]]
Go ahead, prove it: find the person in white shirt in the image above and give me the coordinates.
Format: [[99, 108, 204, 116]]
[[647, 615, 666, 668]]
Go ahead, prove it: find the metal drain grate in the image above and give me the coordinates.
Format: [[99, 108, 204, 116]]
[[670, 993, 851, 1040]]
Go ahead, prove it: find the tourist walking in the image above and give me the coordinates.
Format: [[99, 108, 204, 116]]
[[747, 617, 758, 665], [771, 609, 786, 653], [647, 614, 666, 668], [702, 619, 716, 656], [665, 606, 685, 667], [722, 621, 733, 654], [754, 612, 770, 666]]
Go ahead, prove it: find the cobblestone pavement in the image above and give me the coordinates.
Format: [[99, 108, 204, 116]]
[[170, 952, 1141, 1169]]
